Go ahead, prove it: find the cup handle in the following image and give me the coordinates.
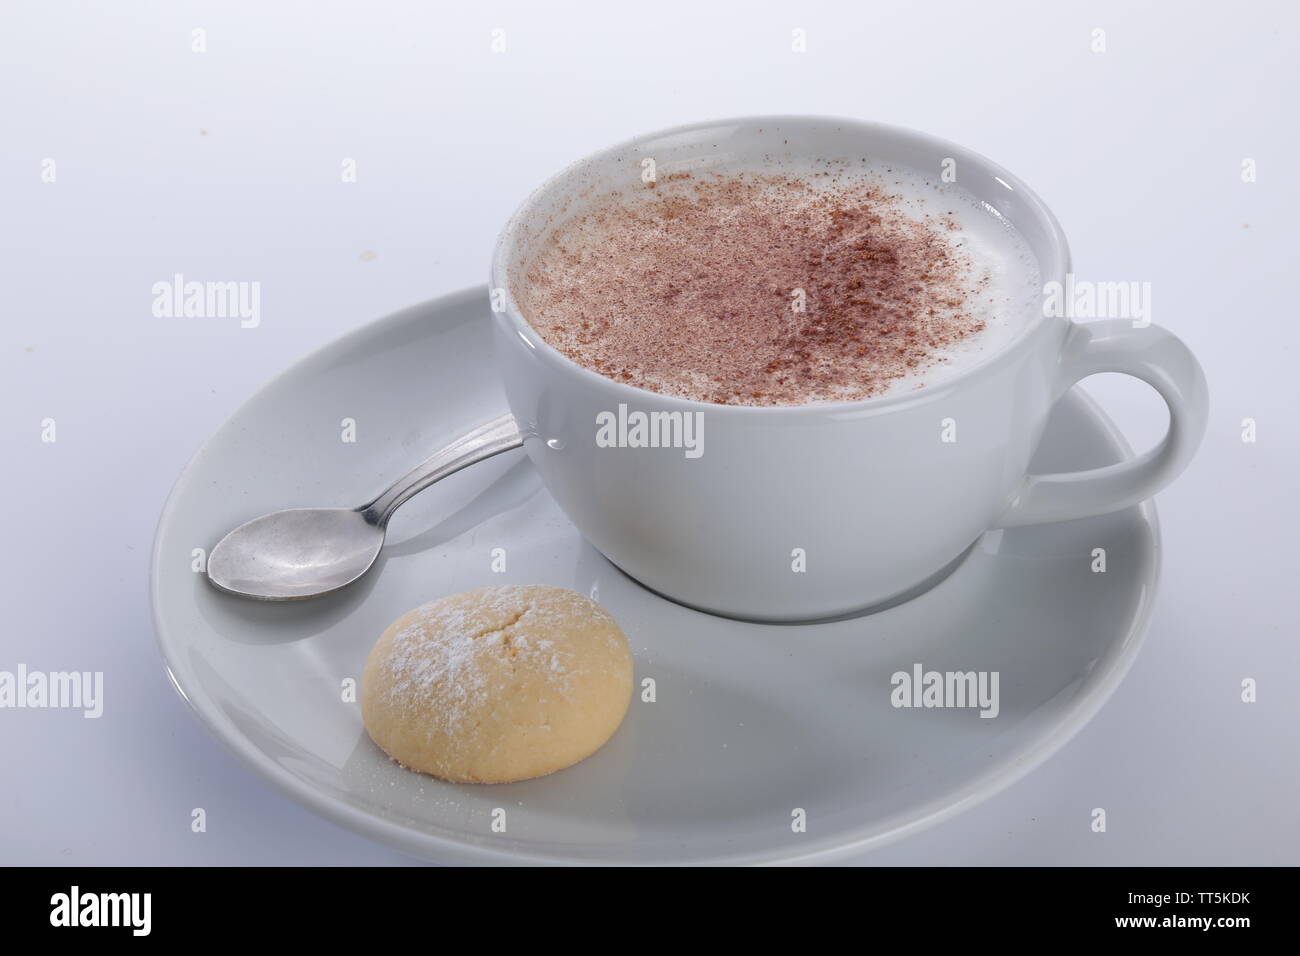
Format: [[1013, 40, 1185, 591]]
[[996, 320, 1209, 528]]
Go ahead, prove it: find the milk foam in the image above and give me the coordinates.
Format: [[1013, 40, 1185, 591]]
[[841, 164, 1042, 395], [517, 158, 1043, 405]]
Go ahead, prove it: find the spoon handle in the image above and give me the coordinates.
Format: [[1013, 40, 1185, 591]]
[[360, 413, 524, 527]]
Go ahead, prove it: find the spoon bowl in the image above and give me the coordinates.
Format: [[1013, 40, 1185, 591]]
[[207, 508, 385, 600]]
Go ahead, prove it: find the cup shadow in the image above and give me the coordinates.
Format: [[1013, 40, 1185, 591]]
[[598, 539, 981, 627]]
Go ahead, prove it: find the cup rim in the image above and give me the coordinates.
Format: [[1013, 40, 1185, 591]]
[[489, 114, 1072, 417]]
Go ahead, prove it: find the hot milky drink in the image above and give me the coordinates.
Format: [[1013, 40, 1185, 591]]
[[514, 161, 1041, 407]]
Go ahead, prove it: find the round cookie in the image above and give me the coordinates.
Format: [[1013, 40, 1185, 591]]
[[361, 585, 633, 784]]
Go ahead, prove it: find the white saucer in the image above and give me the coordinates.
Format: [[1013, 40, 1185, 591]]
[[151, 286, 1160, 865]]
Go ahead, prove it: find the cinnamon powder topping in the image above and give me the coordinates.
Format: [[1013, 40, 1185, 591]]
[[517, 170, 992, 406]]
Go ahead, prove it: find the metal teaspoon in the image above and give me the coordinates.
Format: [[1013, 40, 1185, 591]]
[[205, 414, 524, 600]]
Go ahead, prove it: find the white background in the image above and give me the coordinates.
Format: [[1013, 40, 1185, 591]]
[[2, 0, 1296, 864]]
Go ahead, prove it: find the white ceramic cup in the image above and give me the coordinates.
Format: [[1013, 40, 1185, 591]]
[[490, 116, 1208, 622]]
